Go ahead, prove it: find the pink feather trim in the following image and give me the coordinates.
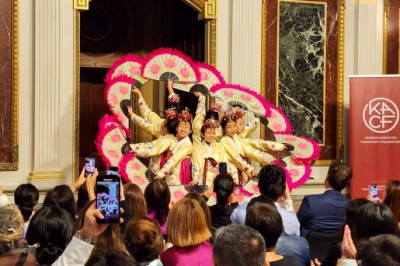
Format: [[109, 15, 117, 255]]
[[196, 62, 226, 85], [119, 153, 136, 184], [98, 114, 131, 137], [210, 83, 273, 117], [268, 105, 292, 134], [273, 160, 312, 191], [142, 47, 201, 82], [104, 54, 146, 83], [95, 123, 121, 167], [238, 186, 254, 197]]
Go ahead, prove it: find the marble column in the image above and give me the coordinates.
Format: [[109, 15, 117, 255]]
[[29, 0, 75, 188]]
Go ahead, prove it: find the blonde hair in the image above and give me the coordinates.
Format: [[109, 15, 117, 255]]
[[0, 205, 24, 252], [167, 198, 211, 247]]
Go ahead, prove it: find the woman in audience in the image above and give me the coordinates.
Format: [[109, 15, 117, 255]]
[[85, 248, 138, 266], [42, 184, 77, 221], [124, 217, 164, 266], [161, 198, 213, 266], [245, 202, 301, 266], [382, 180, 400, 223], [26, 206, 74, 266], [14, 183, 39, 239], [202, 174, 238, 234], [185, 192, 212, 229], [0, 205, 36, 265], [124, 183, 147, 219], [144, 179, 170, 236], [76, 184, 89, 214]]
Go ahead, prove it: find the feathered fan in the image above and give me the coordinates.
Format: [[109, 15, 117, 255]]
[[142, 48, 201, 83], [266, 105, 292, 134], [274, 133, 321, 162], [104, 54, 149, 87], [275, 159, 312, 191], [104, 76, 135, 131], [173, 62, 225, 95], [119, 153, 149, 188], [210, 84, 272, 116], [168, 185, 189, 204]]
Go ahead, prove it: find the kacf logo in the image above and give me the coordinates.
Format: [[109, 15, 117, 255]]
[[363, 97, 399, 133]]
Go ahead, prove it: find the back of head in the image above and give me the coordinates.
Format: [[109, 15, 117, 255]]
[[14, 183, 39, 222], [27, 206, 74, 265], [245, 202, 283, 249], [124, 183, 147, 218], [383, 180, 400, 222], [345, 198, 370, 229], [124, 217, 164, 263], [353, 202, 400, 243], [214, 224, 266, 266], [167, 198, 211, 247], [0, 205, 24, 254], [85, 248, 139, 266], [327, 161, 352, 191], [43, 184, 76, 220], [257, 165, 286, 201], [358, 234, 400, 266], [213, 174, 234, 209], [76, 183, 89, 214], [246, 195, 276, 211], [144, 179, 170, 224], [185, 192, 212, 228]]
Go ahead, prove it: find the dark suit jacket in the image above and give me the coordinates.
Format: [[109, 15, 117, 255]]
[[297, 189, 349, 237]]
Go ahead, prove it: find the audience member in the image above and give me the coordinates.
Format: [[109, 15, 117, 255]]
[[161, 198, 213, 266], [297, 161, 352, 237], [124, 183, 147, 218], [14, 183, 39, 239], [0, 205, 36, 266], [185, 192, 213, 230], [26, 206, 74, 266], [213, 224, 268, 266], [203, 174, 238, 233], [231, 164, 300, 236], [382, 180, 400, 223], [144, 179, 170, 236], [42, 184, 77, 222], [77, 184, 89, 214], [124, 217, 164, 266], [246, 203, 301, 266], [85, 248, 138, 266]]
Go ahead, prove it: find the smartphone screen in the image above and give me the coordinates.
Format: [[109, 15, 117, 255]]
[[106, 167, 119, 176], [370, 184, 378, 202], [219, 162, 227, 174], [96, 175, 120, 223], [85, 157, 96, 177]]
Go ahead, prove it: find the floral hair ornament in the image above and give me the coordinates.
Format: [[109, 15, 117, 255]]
[[203, 118, 220, 129], [235, 109, 246, 119], [165, 108, 178, 119], [168, 93, 180, 104], [210, 102, 222, 112], [178, 108, 193, 123], [222, 109, 237, 122]]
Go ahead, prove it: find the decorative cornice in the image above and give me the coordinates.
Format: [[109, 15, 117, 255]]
[[74, 0, 89, 10]]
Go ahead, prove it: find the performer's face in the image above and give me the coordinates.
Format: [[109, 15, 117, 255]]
[[177, 121, 192, 139], [236, 118, 245, 134], [224, 121, 237, 138], [202, 127, 216, 144]]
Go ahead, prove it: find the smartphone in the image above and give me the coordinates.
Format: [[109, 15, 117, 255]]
[[219, 162, 227, 174], [96, 175, 121, 223], [85, 157, 96, 177], [106, 166, 119, 176], [370, 184, 378, 202]]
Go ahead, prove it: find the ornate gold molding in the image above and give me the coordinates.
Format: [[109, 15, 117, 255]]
[[74, 10, 80, 179], [336, 0, 345, 163], [74, 0, 89, 10], [29, 171, 66, 180], [204, 0, 218, 19], [260, 1, 267, 140]]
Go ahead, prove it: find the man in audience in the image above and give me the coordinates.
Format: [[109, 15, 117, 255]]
[[230, 164, 300, 236], [213, 224, 269, 266], [297, 161, 352, 237]]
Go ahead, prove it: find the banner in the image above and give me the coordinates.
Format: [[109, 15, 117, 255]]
[[350, 75, 400, 199]]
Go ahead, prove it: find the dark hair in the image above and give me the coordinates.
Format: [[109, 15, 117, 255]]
[[124, 217, 164, 263], [76, 183, 89, 214], [257, 165, 286, 201], [345, 198, 370, 229], [205, 109, 219, 121], [185, 192, 212, 228], [42, 184, 76, 221], [214, 224, 266, 266], [245, 203, 283, 249], [246, 195, 276, 211], [213, 174, 234, 210], [358, 234, 400, 266], [327, 161, 352, 191], [144, 179, 170, 225], [353, 202, 400, 244], [383, 180, 400, 222], [166, 118, 178, 135], [85, 248, 138, 266], [124, 183, 147, 219], [14, 183, 39, 222], [26, 206, 74, 266]]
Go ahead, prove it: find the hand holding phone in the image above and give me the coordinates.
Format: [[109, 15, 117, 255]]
[[85, 157, 96, 177], [96, 175, 121, 223], [219, 162, 227, 174], [370, 184, 378, 202]]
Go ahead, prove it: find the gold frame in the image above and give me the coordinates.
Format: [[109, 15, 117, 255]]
[[0, 0, 19, 171], [260, 0, 345, 166], [73, 0, 217, 176]]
